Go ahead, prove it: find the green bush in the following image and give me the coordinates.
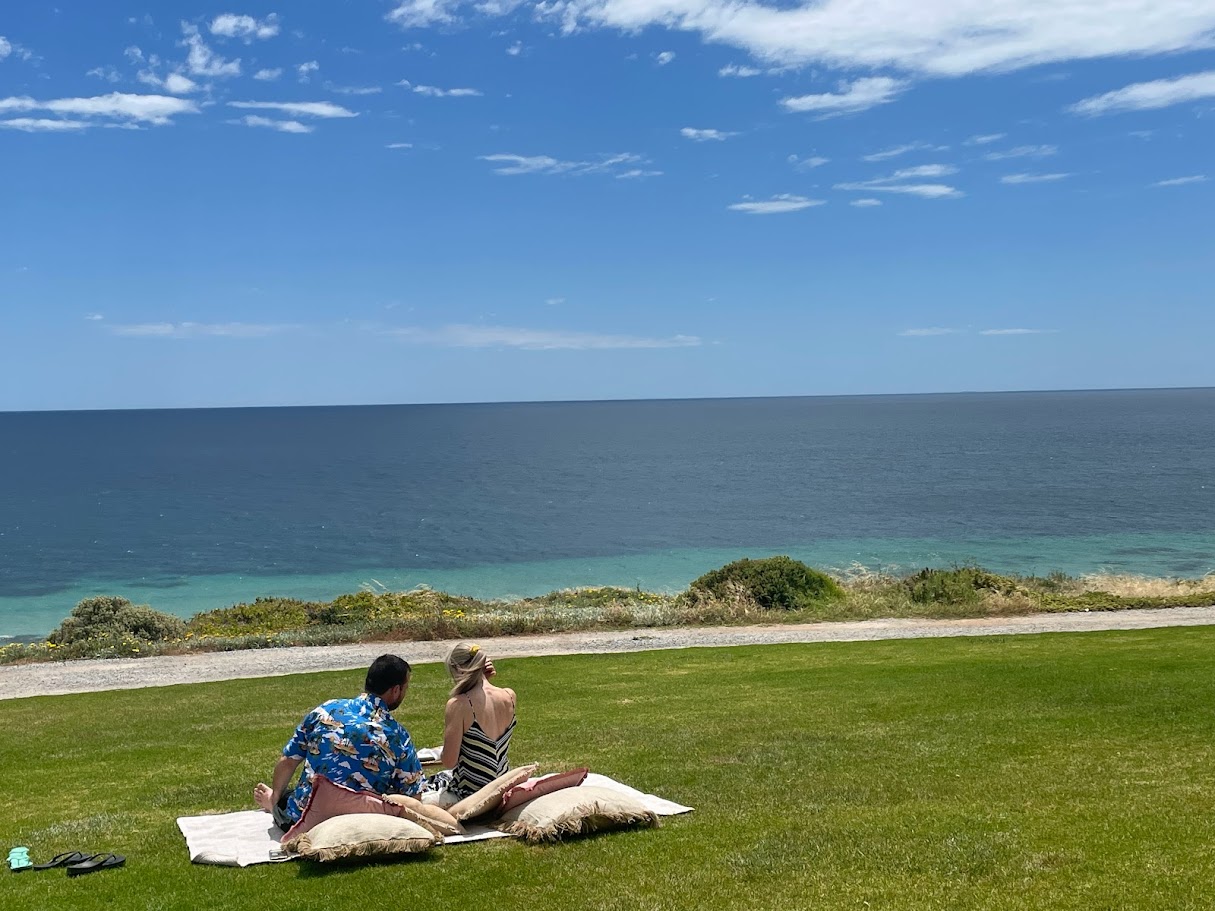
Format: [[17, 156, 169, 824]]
[[691, 556, 843, 611], [48, 595, 186, 645], [186, 597, 322, 637], [906, 567, 1018, 605]]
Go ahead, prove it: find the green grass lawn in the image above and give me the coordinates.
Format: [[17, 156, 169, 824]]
[[6, 628, 1215, 910]]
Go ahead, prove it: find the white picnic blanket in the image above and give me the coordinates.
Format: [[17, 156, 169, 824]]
[[176, 774, 692, 866]]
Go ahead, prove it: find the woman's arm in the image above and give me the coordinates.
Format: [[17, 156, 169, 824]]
[[439, 697, 467, 770]]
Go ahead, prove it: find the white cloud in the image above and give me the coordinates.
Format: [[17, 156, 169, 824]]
[[0, 118, 92, 132], [1000, 172, 1070, 184], [111, 322, 296, 338], [228, 100, 357, 118], [0, 37, 9, 61], [253, 67, 282, 81], [863, 141, 946, 161], [297, 60, 320, 82], [507, 41, 523, 55], [900, 327, 959, 336], [616, 168, 663, 179], [480, 152, 644, 177], [87, 66, 122, 83], [326, 83, 383, 95], [545, 297, 565, 306], [966, 133, 1007, 145], [719, 63, 762, 77], [85, 313, 104, 321], [728, 194, 825, 214], [162, 73, 199, 94], [1070, 70, 1215, 115], [788, 154, 829, 170], [235, 114, 313, 133], [209, 13, 281, 41], [399, 80, 482, 97], [387, 0, 460, 28], [1152, 175, 1208, 187], [979, 328, 1056, 335], [836, 180, 963, 199], [386, 141, 414, 149], [850, 198, 882, 207], [983, 144, 1057, 160], [181, 23, 241, 78], [0, 36, 33, 63], [889, 163, 957, 178], [522, 0, 1215, 78], [655, 51, 676, 66], [390, 324, 701, 350], [782, 77, 906, 114], [681, 127, 736, 141], [0, 92, 199, 126]]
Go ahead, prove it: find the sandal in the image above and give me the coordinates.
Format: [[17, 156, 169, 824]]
[[65, 854, 126, 877], [32, 852, 91, 870]]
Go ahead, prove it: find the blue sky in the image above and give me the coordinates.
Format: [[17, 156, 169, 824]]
[[1, 2, 1212, 410]]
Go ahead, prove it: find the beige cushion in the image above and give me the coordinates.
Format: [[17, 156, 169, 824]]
[[282, 813, 438, 862], [496, 786, 660, 844], [383, 794, 466, 838], [448, 764, 538, 822]]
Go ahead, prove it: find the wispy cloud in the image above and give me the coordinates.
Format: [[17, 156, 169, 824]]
[[0, 92, 199, 126], [234, 115, 313, 134], [326, 83, 382, 96], [782, 77, 907, 115], [110, 322, 298, 338], [1000, 172, 1070, 184], [850, 198, 882, 207], [655, 51, 676, 66], [209, 13, 281, 42], [889, 164, 957, 179], [399, 80, 482, 97], [181, 24, 241, 78], [719, 63, 761, 78], [1069, 70, 1215, 115], [680, 127, 736, 142], [85, 313, 104, 321], [389, 324, 701, 350], [965, 133, 1006, 145], [253, 67, 282, 81], [615, 168, 663, 179], [1152, 175, 1208, 187], [386, 142, 413, 149], [728, 194, 826, 214], [479, 152, 645, 177], [979, 328, 1057, 335], [983, 144, 1057, 160], [386, 0, 461, 28], [862, 141, 946, 162], [0, 117, 92, 132], [0, 36, 36, 63], [87, 65, 122, 83], [899, 327, 959, 337], [228, 100, 356, 118], [296, 61, 320, 83], [787, 154, 829, 170], [836, 165, 963, 199]]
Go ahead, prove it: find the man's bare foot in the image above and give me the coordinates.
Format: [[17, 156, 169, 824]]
[[254, 782, 274, 812]]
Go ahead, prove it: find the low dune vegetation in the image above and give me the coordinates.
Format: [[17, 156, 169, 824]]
[[3, 557, 1214, 664]]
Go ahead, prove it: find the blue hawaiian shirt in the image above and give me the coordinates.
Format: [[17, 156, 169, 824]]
[[282, 692, 423, 822]]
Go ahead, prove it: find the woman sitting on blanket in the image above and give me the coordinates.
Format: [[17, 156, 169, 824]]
[[423, 642, 517, 806]]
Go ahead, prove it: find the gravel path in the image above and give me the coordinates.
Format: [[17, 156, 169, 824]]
[[4, 606, 1215, 701]]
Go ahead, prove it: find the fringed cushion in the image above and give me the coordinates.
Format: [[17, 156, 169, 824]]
[[448, 764, 538, 822], [282, 814, 438, 863], [280, 775, 401, 843], [500, 767, 589, 813], [496, 785, 660, 844], [383, 794, 466, 838]]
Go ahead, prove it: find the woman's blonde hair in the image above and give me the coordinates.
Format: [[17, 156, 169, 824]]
[[445, 642, 489, 696]]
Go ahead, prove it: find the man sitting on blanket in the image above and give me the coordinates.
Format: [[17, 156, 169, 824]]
[[254, 654, 424, 829]]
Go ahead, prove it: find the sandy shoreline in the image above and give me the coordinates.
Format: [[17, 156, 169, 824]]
[[4, 605, 1215, 701]]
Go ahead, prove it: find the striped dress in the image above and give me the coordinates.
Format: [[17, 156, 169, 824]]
[[428, 699, 517, 799]]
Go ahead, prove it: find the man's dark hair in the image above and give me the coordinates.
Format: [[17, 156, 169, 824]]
[[365, 654, 411, 695]]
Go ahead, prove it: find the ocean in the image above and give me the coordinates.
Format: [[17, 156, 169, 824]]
[[1, 388, 1212, 638]]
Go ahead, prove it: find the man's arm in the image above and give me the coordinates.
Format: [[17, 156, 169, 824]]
[[270, 755, 302, 806]]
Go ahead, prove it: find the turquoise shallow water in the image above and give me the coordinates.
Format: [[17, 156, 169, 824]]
[[4, 531, 1213, 639]]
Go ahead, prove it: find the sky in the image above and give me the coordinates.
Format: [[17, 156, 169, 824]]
[[0, 2, 1212, 411]]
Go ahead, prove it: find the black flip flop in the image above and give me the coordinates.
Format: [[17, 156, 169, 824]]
[[65, 854, 125, 877], [32, 852, 91, 871]]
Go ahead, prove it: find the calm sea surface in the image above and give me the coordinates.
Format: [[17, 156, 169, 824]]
[[2, 389, 1213, 637]]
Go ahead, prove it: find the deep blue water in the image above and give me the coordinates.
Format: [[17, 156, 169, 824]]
[[2, 389, 1213, 637]]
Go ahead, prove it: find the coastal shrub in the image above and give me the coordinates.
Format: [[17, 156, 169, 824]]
[[906, 567, 1018, 605], [690, 557, 844, 611], [48, 595, 186, 645], [187, 597, 322, 638]]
